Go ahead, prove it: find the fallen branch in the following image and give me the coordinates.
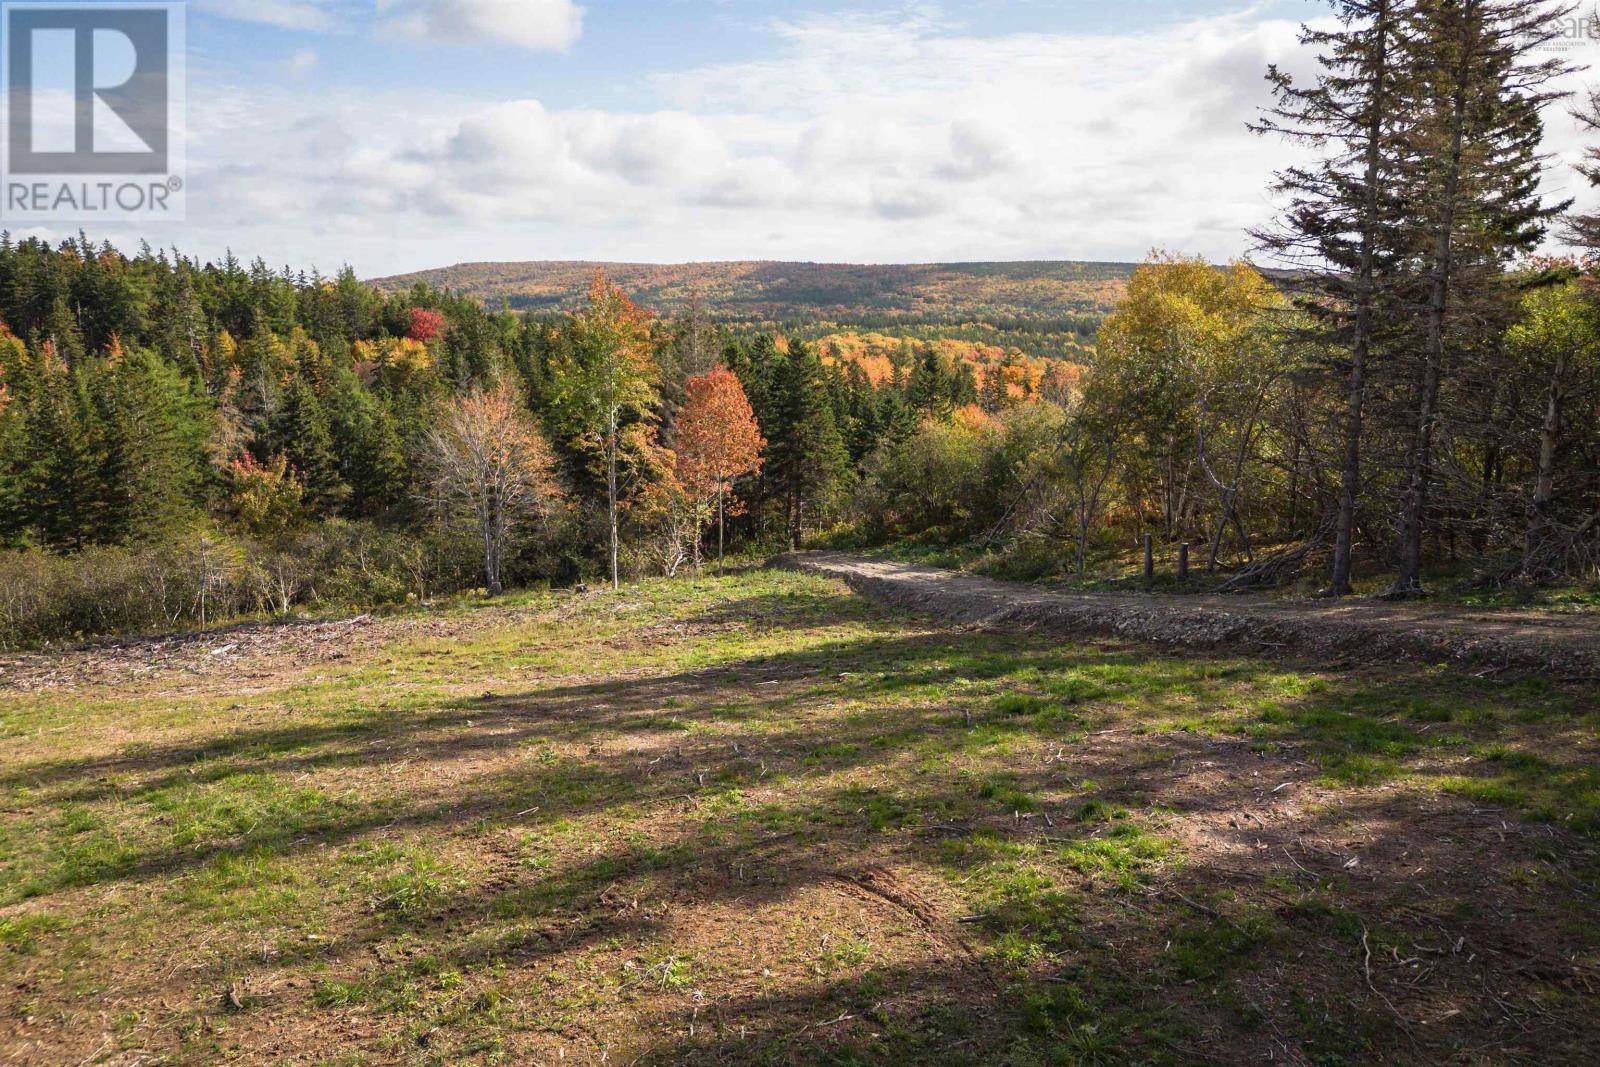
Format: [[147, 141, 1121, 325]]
[[1217, 521, 1332, 593]]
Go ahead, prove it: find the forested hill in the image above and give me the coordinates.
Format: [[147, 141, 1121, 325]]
[[368, 260, 1135, 326]]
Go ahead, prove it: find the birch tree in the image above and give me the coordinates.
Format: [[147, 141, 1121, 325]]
[[421, 383, 561, 597]]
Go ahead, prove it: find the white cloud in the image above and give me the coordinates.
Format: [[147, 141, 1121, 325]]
[[60, 6, 1600, 275], [376, 0, 584, 52], [194, 0, 337, 32], [284, 48, 319, 75]]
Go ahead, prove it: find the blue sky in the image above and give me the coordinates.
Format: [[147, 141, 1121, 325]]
[[26, 0, 1597, 276]]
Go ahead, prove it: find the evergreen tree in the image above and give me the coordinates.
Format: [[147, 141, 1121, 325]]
[[979, 363, 1011, 414], [24, 352, 99, 549], [766, 341, 848, 547], [907, 345, 953, 417], [952, 361, 979, 408], [1387, 0, 1568, 595], [330, 376, 410, 519], [265, 376, 348, 514], [842, 362, 883, 461], [0, 359, 24, 546], [90, 346, 208, 543], [1254, 0, 1412, 595]]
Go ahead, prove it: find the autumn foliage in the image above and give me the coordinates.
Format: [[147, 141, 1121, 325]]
[[227, 453, 305, 543], [407, 307, 447, 344], [420, 383, 563, 596], [670, 367, 765, 565], [673, 368, 764, 508], [547, 270, 661, 588]]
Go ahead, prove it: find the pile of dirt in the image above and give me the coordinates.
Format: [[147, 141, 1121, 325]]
[[776, 551, 1600, 677]]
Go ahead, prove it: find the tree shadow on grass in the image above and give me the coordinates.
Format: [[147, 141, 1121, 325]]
[[7, 598, 1600, 1064], [188, 718, 1600, 1063], [9, 624, 1600, 897]]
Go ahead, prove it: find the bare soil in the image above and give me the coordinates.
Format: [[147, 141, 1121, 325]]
[[777, 551, 1600, 677]]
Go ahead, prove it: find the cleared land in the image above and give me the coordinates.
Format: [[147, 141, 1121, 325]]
[[1, 570, 1598, 1065]]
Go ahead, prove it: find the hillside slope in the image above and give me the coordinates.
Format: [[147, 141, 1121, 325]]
[[370, 259, 1134, 324]]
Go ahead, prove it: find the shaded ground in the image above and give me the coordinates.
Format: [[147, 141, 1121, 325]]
[[780, 551, 1600, 678], [1, 571, 1597, 1065]]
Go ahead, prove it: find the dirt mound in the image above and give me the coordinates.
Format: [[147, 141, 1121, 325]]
[[776, 551, 1600, 677]]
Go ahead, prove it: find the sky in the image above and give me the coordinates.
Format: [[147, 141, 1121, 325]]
[[17, 0, 1600, 277]]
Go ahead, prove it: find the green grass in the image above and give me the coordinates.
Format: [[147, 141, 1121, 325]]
[[0, 568, 1596, 1064]]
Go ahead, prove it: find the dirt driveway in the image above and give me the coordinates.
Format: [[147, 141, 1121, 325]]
[[777, 552, 1600, 677]]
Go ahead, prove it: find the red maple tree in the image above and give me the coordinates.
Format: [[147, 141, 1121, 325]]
[[407, 307, 447, 344]]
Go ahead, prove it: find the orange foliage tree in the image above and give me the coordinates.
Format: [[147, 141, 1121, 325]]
[[672, 367, 765, 567]]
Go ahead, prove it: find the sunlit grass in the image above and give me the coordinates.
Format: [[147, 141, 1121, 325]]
[[1, 568, 1596, 1063]]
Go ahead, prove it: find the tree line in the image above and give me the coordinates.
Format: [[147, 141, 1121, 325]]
[[0, 237, 1012, 643], [850, 0, 1600, 598]]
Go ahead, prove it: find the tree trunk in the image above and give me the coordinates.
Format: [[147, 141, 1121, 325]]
[[1393, 8, 1470, 598], [484, 529, 500, 597], [1331, 0, 1391, 598], [1521, 350, 1567, 571], [607, 412, 620, 591], [717, 490, 726, 572]]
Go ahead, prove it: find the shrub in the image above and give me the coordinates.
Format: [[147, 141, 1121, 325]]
[[0, 521, 482, 648]]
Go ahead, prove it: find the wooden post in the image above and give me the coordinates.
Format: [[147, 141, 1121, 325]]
[[1178, 542, 1190, 582], [1143, 534, 1154, 581]]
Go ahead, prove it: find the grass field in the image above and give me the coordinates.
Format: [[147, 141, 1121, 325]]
[[2, 570, 1598, 1065]]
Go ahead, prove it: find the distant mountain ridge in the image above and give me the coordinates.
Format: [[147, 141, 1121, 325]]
[[369, 260, 1136, 324]]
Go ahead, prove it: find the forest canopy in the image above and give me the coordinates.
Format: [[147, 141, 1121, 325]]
[[5, 0, 1600, 643]]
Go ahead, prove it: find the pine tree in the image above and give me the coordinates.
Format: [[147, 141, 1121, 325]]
[[329, 376, 410, 519], [24, 350, 99, 549], [0, 358, 24, 546], [1386, 0, 1568, 595], [842, 362, 883, 461], [876, 377, 919, 446], [766, 341, 849, 547], [952, 361, 979, 408], [91, 346, 208, 543], [265, 376, 348, 514], [907, 345, 952, 417], [1253, 0, 1412, 595], [979, 364, 1011, 414]]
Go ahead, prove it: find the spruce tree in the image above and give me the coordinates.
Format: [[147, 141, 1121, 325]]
[[979, 364, 1011, 414], [330, 376, 410, 519], [1386, 0, 1568, 595], [907, 345, 952, 417], [92, 347, 207, 543], [766, 341, 848, 547], [0, 361, 24, 546], [24, 353, 98, 549], [1253, 0, 1411, 595], [266, 376, 348, 515]]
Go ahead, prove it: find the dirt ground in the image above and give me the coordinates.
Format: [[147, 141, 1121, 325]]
[[778, 551, 1600, 677], [1, 571, 1597, 1065]]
